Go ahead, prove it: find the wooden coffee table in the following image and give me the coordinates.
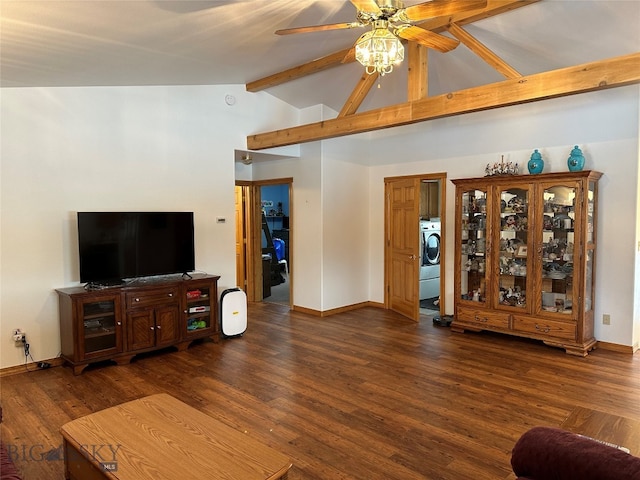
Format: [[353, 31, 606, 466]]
[[60, 393, 292, 480]]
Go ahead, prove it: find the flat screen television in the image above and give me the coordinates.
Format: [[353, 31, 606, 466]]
[[77, 212, 195, 285]]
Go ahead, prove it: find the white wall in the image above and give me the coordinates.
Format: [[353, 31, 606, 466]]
[[321, 139, 371, 310], [0, 85, 298, 368], [2, 83, 638, 369], [362, 86, 640, 347], [252, 106, 324, 311], [251, 105, 373, 312]]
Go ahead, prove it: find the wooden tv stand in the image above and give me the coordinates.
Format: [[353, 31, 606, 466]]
[[57, 274, 220, 375]]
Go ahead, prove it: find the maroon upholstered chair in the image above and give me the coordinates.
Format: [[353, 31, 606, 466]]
[[1, 406, 21, 480], [511, 426, 640, 480]]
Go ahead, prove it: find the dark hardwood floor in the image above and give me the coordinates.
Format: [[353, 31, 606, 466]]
[[2, 303, 639, 479]]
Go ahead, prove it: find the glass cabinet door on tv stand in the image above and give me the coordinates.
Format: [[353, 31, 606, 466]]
[[184, 278, 216, 337], [80, 295, 122, 357], [452, 170, 601, 356], [57, 291, 125, 374]]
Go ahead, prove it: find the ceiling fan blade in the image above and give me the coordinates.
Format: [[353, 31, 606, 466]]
[[396, 25, 460, 52], [350, 0, 382, 14], [404, 0, 487, 21], [276, 22, 363, 35]]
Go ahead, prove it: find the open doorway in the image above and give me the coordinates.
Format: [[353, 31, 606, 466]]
[[235, 179, 292, 307], [419, 179, 443, 317], [384, 173, 445, 322], [260, 183, 290, 306]]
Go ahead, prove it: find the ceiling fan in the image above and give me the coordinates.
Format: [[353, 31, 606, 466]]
[[276, 0, 488, 75]]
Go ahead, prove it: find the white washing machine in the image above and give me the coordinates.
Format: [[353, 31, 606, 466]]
[[419, 220, 441, 300]]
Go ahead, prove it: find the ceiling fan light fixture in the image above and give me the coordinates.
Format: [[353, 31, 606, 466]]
[[355, 24, 404, 76]]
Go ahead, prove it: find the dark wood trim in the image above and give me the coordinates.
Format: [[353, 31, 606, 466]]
[[0, 356, 64, 378]]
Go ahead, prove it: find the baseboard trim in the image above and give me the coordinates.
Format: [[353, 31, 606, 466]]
[[0, 357, 63, 378], [596, 341, 638, 354], [292, 301, 385, 317]]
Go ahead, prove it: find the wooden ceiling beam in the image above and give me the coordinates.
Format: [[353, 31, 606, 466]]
[[416, 0, 541, 33], [246, 48, 352, 92], [339, 71, 379, 117], [447, 22, 521, 79], [247, 52, 640, 150], [407, 43, 428, 101], [245, 0, 538, 93]]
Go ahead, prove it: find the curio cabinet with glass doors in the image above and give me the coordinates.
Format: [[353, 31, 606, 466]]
[[452, 171, 601, 356]]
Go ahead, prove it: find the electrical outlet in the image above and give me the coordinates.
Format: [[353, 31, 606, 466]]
[[602, 314, 611, 325], [12, 329, 25, 343]]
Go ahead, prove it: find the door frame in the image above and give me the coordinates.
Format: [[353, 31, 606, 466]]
[[235, 178, 293, 304], [384, 172, 447, 320], [235, 182, 257, 300]]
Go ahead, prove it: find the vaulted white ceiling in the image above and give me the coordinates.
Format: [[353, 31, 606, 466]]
[[2, 1, 638, 113]]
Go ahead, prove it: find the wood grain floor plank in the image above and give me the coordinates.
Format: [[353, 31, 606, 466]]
[[1, 303, 639, 479]]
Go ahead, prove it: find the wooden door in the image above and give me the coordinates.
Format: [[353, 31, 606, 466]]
[[127, 309, 155, 351], [235, 183, 259, 302], [235, 186, 247, 293], [385, 177, 420, 321], [155, 305, 180, 347]]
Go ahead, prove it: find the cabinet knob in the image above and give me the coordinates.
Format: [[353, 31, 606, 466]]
[[117, 322, 122, 326], [156, 325, 161, 329], [135, 298, 140, 302], [168, 293, 173, 297], [150, 326, 155, 330]]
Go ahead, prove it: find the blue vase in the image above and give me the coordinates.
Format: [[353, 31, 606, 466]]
[[528, 149, 544, 174], [567, 145, 585, 172]]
